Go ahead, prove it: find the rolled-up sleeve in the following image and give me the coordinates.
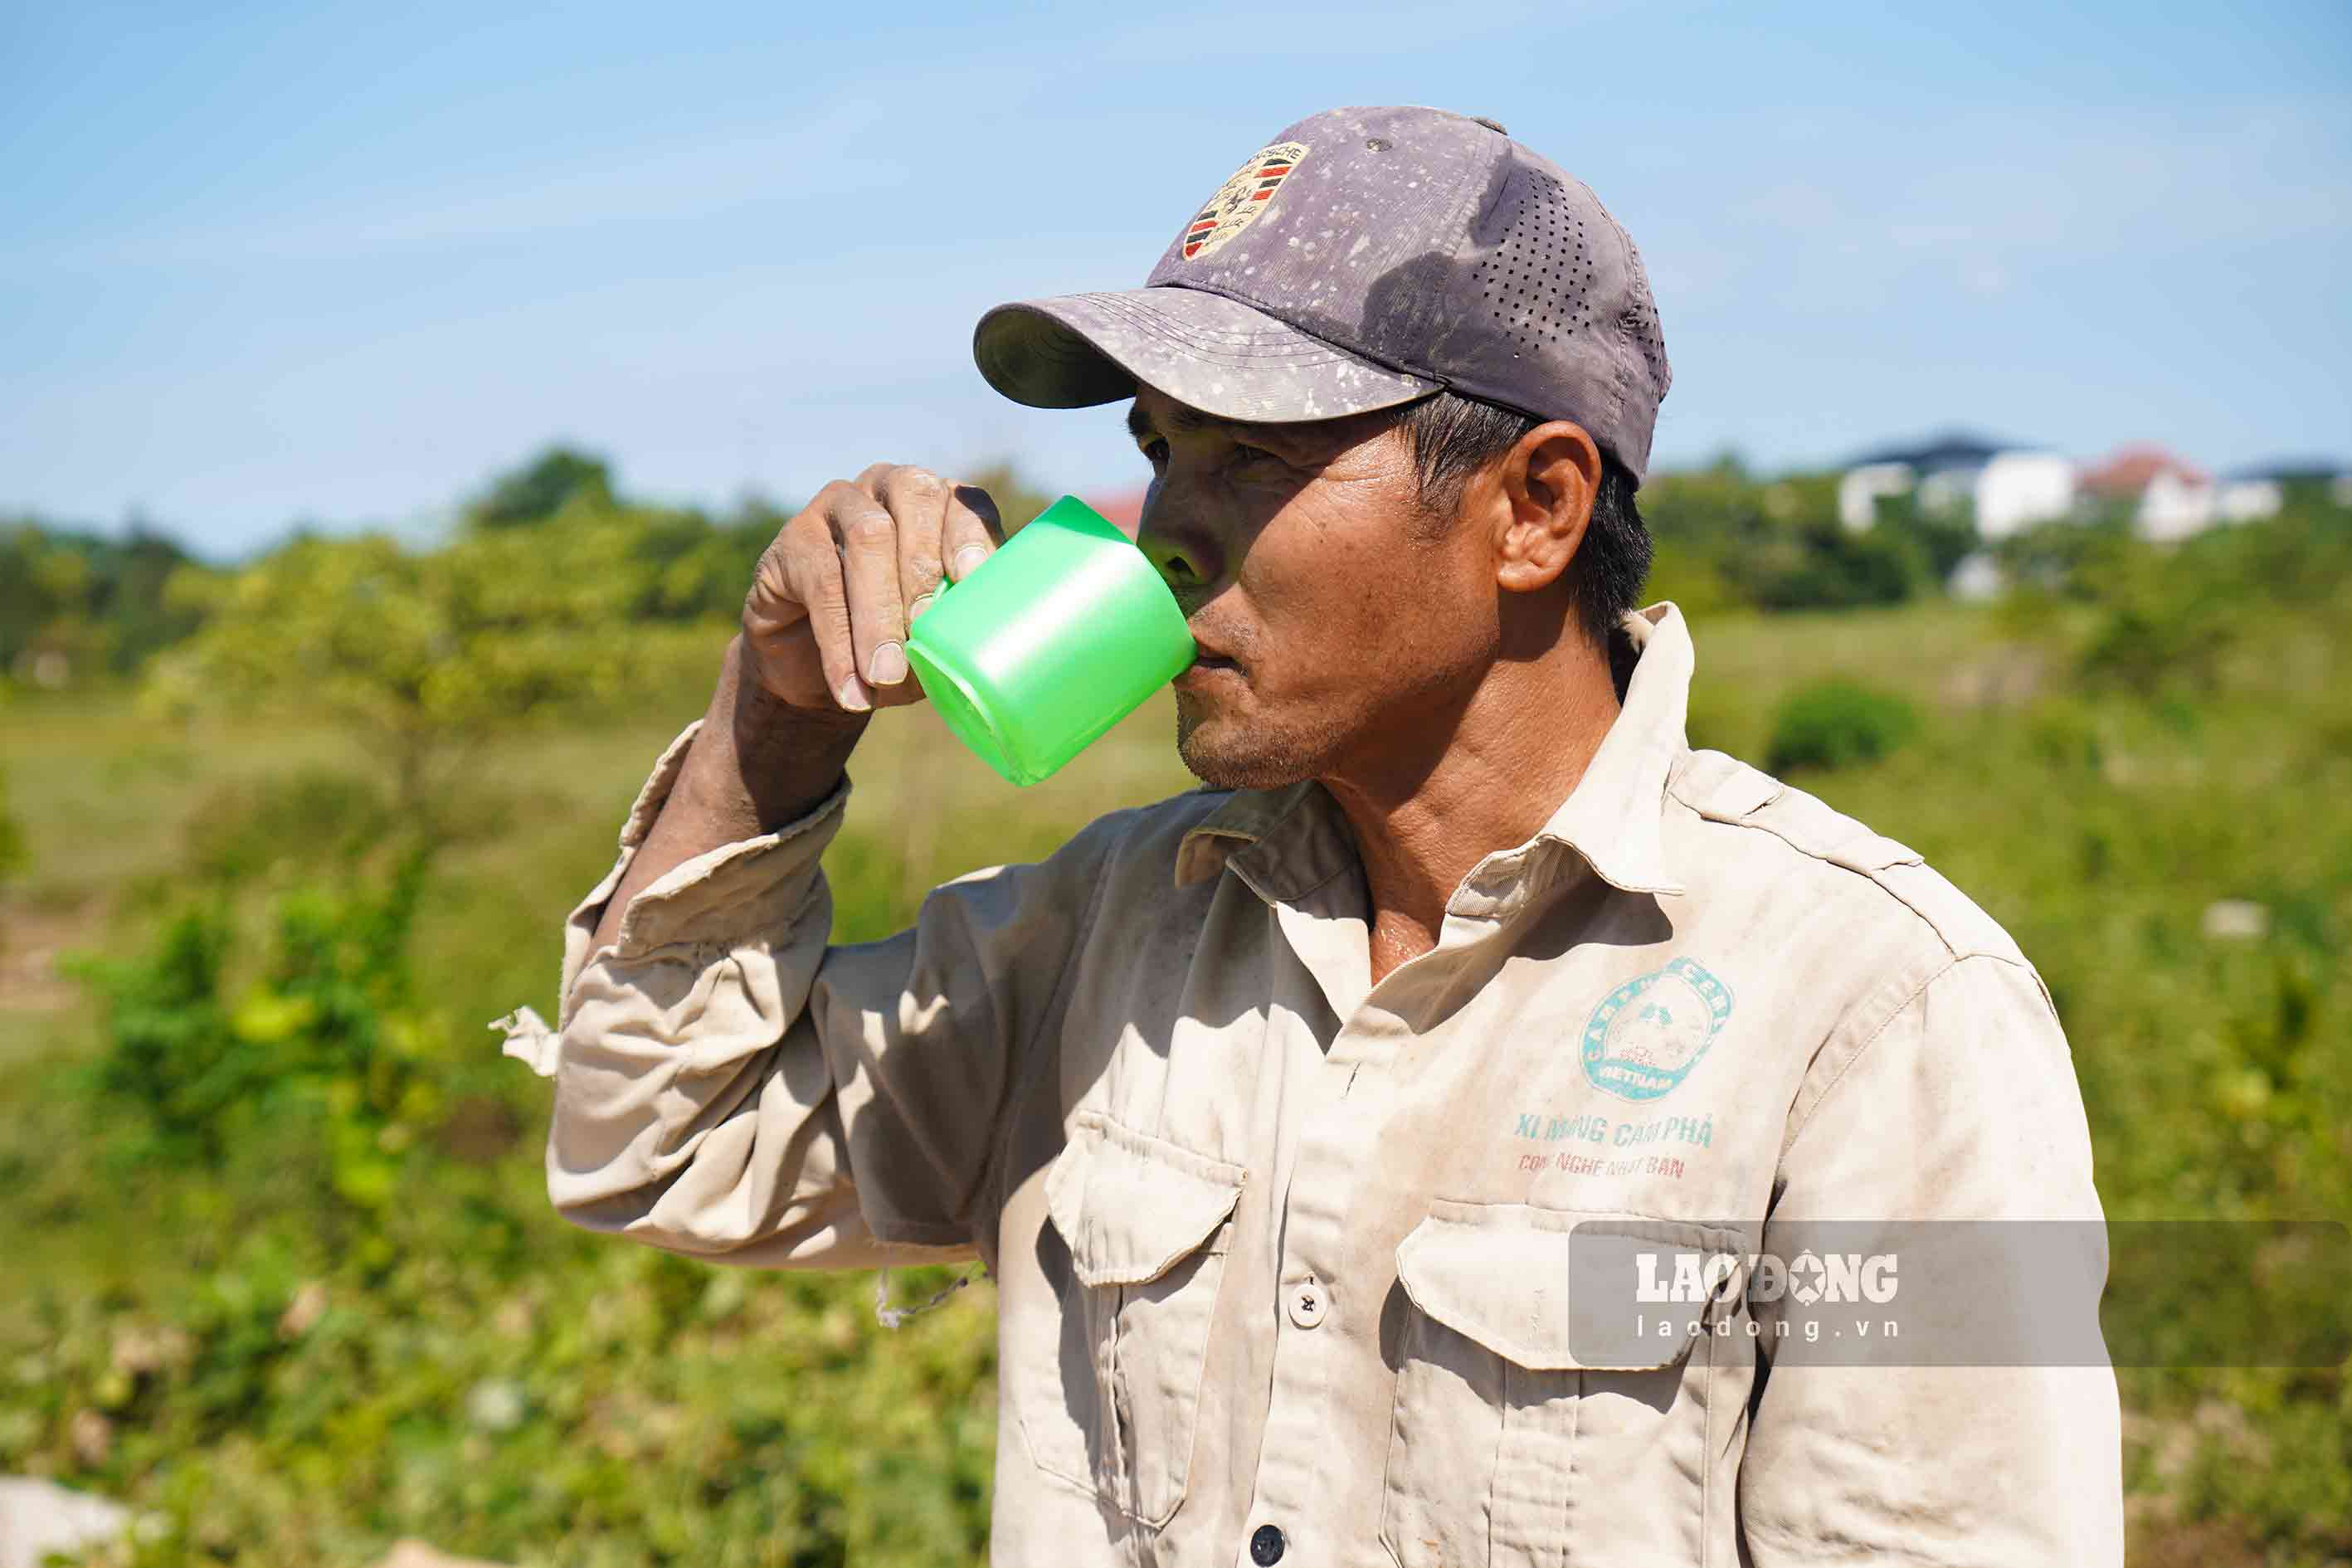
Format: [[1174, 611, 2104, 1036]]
[[1739, 950, 2125, 1568], [492, 718, 1122, 1270]]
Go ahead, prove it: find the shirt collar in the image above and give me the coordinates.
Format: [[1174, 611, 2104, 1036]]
[[1173, 601, 1694, 902]]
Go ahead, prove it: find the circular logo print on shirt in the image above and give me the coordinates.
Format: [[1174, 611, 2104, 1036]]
[[1580, 957, 1736, 1102], [1181, 140, 1309, 261]]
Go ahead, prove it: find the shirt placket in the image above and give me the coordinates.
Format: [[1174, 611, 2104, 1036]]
[[1227, 846, 1542, 1568]]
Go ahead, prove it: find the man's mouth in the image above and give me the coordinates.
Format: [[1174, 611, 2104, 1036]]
[[1175, 650, 1242, 688]]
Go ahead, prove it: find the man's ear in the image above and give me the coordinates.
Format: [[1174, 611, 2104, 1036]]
[[1493, 421, 1602, 594]]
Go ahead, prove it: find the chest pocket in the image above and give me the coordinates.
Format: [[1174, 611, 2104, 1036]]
[[1381, 1201, 1754, 1568], [1020, 1109, 1246, 1528]]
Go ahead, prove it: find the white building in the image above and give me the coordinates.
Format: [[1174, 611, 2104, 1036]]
[[2212, 460, 2352, 523], [1972, 452, 2080, 540], [1837, 464, 1915, 531], [2080, 446, 2217, 543], [1836, 432, 2076, 540], [2216, 478, 2284, 523], [2137, 469, 2216, 542]]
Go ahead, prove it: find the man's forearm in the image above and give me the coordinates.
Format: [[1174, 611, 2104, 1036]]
[[588, 635, 871, 954]]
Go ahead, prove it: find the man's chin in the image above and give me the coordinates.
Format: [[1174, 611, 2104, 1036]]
[[1176, 711, 1315, 793]]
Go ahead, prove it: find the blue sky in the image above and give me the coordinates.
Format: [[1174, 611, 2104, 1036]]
[[4, 0, 2347, 559]]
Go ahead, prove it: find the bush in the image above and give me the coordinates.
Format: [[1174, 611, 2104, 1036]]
[[2000, 491, 2351, 704], [0, 519, 209, 679], [0, 761, 23, 887], [182, 767, 401, 888], [10, 780, 1000, 1566], [1639, 461, 1977, 612], [1764, 679, 1921, 774], [67, 843, 440, 1205]]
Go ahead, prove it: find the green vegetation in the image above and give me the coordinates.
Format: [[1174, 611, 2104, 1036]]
[[1637, 458, 1979, 612], [1763, 679, 1922, 775], [2, 450, 1957, 713], [142, 527, 713, 818], [0, 762, 24, 891], [1, 456, 2345, 1566], [1, 520, 209, 682]]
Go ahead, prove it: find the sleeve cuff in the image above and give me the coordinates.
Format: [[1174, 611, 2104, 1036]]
[[535, 715, 855, 1033]]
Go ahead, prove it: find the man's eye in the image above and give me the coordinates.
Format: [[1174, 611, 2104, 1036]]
[[1233, 443, 1280, 466], [1142, 438, 1169, 465]]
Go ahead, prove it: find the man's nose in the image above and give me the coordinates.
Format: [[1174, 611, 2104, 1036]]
[[1136, 490, 1226, 592]]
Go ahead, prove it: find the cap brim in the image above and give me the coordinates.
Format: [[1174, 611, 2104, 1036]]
[[973, 286, 1440, 425]]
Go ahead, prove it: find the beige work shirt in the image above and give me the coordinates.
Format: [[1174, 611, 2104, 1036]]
[[497, 601, 2122, 1568]]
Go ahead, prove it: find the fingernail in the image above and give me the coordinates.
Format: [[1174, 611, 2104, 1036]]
[[908, 592, 936, 621], [952, 545, 989, 580], [834, 674, 873, 713], [869, 641, 908, 685]]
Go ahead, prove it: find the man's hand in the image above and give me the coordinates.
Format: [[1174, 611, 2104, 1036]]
[[743, 464, 1005, 713], [582, 465, 1001, 955]]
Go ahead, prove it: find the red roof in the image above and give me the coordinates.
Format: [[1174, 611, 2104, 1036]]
[[2080, 445, 2208, 497]]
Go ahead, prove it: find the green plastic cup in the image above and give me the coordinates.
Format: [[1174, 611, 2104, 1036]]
[[903, 495, 1195, 787]]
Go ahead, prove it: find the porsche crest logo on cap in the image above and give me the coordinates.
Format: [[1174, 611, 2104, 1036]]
[[1181, 140, 1308, 261]]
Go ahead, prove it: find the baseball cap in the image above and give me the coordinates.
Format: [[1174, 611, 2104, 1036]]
[[971, 105, 1673, 481]]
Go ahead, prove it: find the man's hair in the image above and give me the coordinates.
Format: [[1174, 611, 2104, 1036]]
[[1392, 390, 1651, 650]]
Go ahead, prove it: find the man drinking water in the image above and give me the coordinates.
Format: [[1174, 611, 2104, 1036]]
[[499, 105, 2121, 1567]]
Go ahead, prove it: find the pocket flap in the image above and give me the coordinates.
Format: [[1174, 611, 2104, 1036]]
[[1045, 1110, 1249, 1289], [1394, 1201, 1754, 1371]]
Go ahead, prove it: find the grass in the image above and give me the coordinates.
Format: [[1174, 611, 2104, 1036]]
[[2, 592, 2346, 1566]]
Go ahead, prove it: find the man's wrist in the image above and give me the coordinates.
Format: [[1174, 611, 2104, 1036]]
[[680, 636, 871, 838]]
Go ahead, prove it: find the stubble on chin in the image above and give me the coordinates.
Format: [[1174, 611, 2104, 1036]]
[[1175, 699, 1320, 793]]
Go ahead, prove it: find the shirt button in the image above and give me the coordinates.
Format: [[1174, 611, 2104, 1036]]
[[1249, 1522, 1286, 1565], [1287, 1280, 1326, 1329]]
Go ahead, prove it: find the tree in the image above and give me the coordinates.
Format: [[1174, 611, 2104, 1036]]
[[464, 446, 615, 532], [143, 521, 702, 821], [0, 518, 209, 679]]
